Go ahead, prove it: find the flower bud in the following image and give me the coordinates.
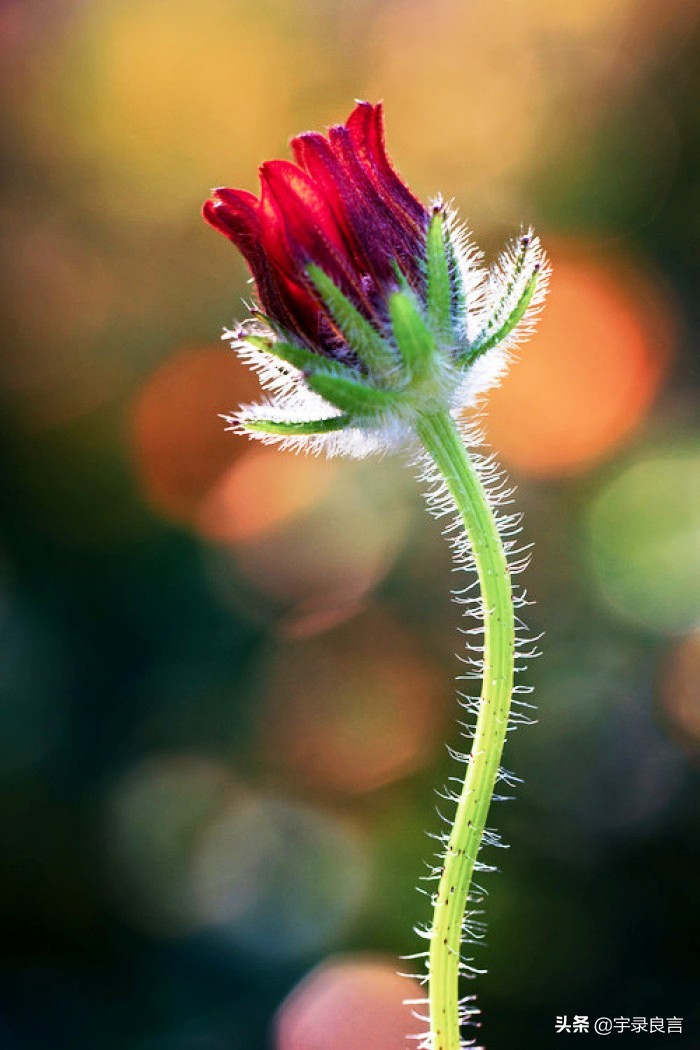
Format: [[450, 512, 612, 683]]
[[203, 102, 548, 454]]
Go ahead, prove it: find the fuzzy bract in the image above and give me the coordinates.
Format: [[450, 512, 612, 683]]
[[203, 101, 549, 458]]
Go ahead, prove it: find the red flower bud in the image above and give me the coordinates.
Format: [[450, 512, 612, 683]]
[[203, 102, 429, 359]]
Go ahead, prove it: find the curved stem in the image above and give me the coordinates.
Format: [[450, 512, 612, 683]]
[[417, 410, 515, 1050]]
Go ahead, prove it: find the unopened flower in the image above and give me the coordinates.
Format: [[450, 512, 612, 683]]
[[203, 101, 548, 458], [203, 103, 551, 1050]]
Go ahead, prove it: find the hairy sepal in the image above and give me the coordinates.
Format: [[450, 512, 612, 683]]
[[307, 264, 398, 378], [306, 371, 403, 416], [426, 208, 453, 339], [245, 333, 359, 380], [389, 289, 436, 382]]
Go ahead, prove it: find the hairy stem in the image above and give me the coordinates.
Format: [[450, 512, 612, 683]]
[[417, 410, 515, 1050]]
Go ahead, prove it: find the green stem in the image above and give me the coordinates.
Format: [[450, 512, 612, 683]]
[[417, 409, 515, 1050]]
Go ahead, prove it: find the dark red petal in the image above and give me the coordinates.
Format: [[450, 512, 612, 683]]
[[260, 160, 372, 311], [202, 190, 269, 293], [202, 189, 259, 250], [213, 187, 260, 210], [345, 101, 427, 231], [203, 188, 319, 341], [328, 124, 425, 282], [321, 127, 423, 300], [291, 132, 376, 266], [291, 132, 351, 232]]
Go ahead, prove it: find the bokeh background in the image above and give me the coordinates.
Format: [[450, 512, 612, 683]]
[[1, 0, 700, 1047]]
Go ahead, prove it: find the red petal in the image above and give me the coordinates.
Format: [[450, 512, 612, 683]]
[[203, 188, 318, 340], [345, 101, 426, 231], [260, 160, 348, 258], [291, 132, 349, 228], [291, 131, 370, 260], [260, 160, 371, 309], [202, 188, 259, 248], [325, 124, 427, 299], [202, 190, 268, 290]]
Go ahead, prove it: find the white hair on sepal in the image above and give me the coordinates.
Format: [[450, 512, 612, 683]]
[[470, 230, 550, 351], [498, 231, 550, 348], [440, 202, 490, 344], [450, 344, 511, 409], [223, 324, 302, 402], [231, 392, 416, 460], [446, 232, 550, 411], [224, 321, 416, 459]]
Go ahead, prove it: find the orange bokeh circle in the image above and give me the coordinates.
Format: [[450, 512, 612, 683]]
[[130, 346, 259, 523], [480, 248, 676, 477]]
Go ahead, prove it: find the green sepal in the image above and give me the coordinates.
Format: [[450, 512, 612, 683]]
[[390, 258, 411, 290], [307, 265, 397, 378], [245, 414, 351, 436], [388, 290, 436, 381], [245, 334, 357, 380], [426, 210, 452, 338], [444, 234, 466, 323], [464, 268, 539, 363], [306, 372, 402, 416]]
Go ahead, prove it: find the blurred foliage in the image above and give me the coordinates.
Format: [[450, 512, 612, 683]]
[[1, 0, 699, 1047]]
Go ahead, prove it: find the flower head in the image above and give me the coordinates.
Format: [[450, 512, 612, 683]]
[[203, 101, 548, 456]]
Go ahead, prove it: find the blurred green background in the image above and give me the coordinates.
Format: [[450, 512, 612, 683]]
[[1, 1, 699, 1047]]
